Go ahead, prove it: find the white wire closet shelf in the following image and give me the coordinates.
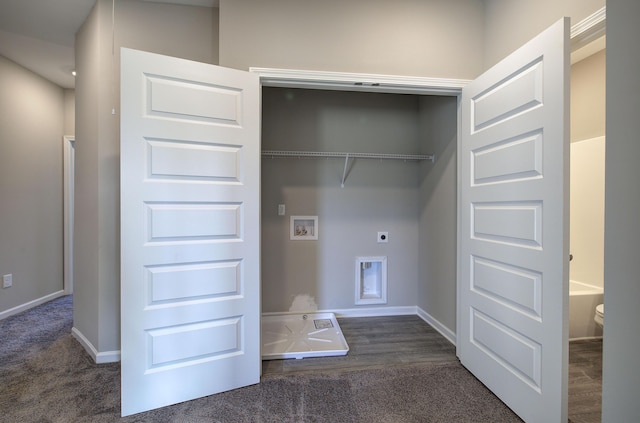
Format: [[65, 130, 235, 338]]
[[261, 149, 435, 187], [261, 150, 434, 161]]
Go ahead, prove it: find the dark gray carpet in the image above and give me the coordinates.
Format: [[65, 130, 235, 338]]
[[0, 296, 523, 422]]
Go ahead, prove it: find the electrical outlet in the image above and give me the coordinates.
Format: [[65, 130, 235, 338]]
[[278, 204, 286, 216], [377, 232, 389, 243], [3, 274, 12, 288]]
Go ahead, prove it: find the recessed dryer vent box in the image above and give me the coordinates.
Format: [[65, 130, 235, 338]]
[[355, 256, 387, 305]]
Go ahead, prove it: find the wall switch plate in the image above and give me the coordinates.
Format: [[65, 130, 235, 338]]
[[278, 204, 286, 216], [377, 232, 388, 243], [3, 274, 12, 288]]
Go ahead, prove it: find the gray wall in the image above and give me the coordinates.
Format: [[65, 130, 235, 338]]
[[74, 0, 102, 353], [261, 88, 422, 312], [74, 0, 219, 355], [0, 55, 65, 314], [219, 0, 485, 80], [603, 1, 640, 420], [417, 96, 458, 334], [64, 89, 75, 136]]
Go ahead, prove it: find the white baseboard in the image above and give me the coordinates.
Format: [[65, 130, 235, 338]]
[[0, 290, 66, 321], [71, 327, 121, 363], [569, 335, 603, 342], [262, 306, 418, 319], [416, 307, 457, 346], [330, 305, 418, 318]]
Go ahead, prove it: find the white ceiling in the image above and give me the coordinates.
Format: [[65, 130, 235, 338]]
[[0, 0, 218, 89]]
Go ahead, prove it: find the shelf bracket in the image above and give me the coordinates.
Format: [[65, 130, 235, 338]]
[[341, 153, 350, 188]]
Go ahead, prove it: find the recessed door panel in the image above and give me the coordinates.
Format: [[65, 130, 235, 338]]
[[147, 261, 242, 304], [472, 202, 542, 248], [471, 256, 542, 318], [148, 139, 241, 181], [145, 203, 241, 241], [470, 309, 542, 390], [146, 75, 241, 125], [472, 131, 543, 185], [148, 318, 242, 368], [472, 59, 543, 132]]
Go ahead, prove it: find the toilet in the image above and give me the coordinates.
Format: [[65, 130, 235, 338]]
[[594, 303, 604, 329]]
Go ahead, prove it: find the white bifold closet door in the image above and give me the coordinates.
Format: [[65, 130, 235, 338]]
[[120, 48, 261, 416], [458, 18, 570, 423]]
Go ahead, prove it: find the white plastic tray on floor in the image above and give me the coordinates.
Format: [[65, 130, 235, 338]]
[[261, 312, 349, 360]]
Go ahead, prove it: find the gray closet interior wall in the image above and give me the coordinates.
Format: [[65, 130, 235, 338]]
[[261, 87, 457, 329]]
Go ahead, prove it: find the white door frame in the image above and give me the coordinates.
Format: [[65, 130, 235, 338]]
[[247, 9, 604, 418], [251, 67, 468, 97], [63, 135, 75, 295], [571, 6, 606, 53]]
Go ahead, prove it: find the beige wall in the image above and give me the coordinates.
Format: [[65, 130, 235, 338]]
[[570, 137, 605, 289], [569, 48, 606, 289], [115, 0, 218, 66], [0, 55, 65, 315], [571, 49, 606, 142], [74, 0, 219, 355], [220, 0, 485, 79], [483, 0, 605, 69]]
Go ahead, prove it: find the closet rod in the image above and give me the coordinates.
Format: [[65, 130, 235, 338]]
[[261, 150, 435, 162]]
